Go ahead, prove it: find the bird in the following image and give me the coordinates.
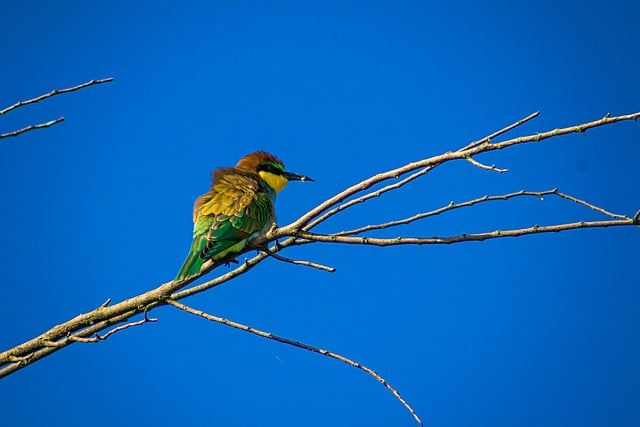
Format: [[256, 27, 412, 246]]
[[175, 151, 313, 281]]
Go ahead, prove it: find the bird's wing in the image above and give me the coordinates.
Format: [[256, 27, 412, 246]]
[[194, 169, 274, 260]]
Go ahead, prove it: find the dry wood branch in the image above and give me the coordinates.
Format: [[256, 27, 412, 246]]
[[67, 312, 157, 343], [0, 306, 143, 377], [460, 111, 540, 151], [0, 78, 114, 115], [167, 299, 423, 426], [0, 249, 269, 376], [335, 189, 631, 236], [304, 167, 433, 230], [297, 218, 636, 246], [0, 117, 64, 139], [1, 111, 638, 380], [264, 248, 336, 272], [274, 111, 640, 235], [0, 78, 114, 140], [553, 191, 630, 220]]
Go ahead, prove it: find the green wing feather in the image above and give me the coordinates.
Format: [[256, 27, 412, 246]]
[[175, 169, 275, 281]]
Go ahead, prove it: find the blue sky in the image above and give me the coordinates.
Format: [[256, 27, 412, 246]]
[[1, 1, 639, 426]]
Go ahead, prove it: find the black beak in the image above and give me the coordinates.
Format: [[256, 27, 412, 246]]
[[283, 171, 314, 182]]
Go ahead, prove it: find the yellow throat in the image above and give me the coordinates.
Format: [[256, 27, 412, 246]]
[[259, 171, 288, 193]]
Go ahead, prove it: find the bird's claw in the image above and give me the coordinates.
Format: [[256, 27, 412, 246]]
[[224, 258, 240, 268]]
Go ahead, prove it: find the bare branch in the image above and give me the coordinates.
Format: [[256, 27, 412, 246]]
[[277, 111, 640, 235], [172, 251, 271, 299], [297, 218, 636, 246], [167, 299, 423, 426], [0, 306, 143, 377], [336, 189, 553, 236], [264, 248, 336, 272], [67, 312, 157, 343], [0, 78, 114, 116], [482, 112, 640, 152], [0, 117, 65, 139], [335, 189, 631, 236], [553, 191, 631, 220], [304, 167, 433, 230], [1, 111, 638, 380], [460, 111, 540, 151]]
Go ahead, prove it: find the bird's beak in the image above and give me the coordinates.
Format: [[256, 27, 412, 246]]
[[283, 171, 314, 182]]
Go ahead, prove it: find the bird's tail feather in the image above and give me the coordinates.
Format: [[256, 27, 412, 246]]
[[175, 239, 206, 281]]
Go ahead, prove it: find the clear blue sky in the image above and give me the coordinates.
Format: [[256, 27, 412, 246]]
[[1, 1, 639, 426]]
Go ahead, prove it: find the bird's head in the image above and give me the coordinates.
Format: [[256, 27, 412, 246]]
[[236, 151, 314, 193]]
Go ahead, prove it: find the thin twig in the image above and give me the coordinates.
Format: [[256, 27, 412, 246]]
[[335, 189, 631, 236], [460, 111, 540, 151], [277, 111, 640, 236], [172, 251, 271, 300], [298, 217, 636, 246], [167, 299, 423, 426], [264, 248, 336, 272], [302, 113, 535, 230], [0, 78, 114, 115], [0, 117, 64, 139], [335, 189, 556, 236], [304, 167, 434, 231], [67, 312, 157, 343], [277, 112, 543, 233], [553, 191, 630, 220]]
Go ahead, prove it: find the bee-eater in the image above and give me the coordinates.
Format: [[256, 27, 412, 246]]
[[175, 151, 313, 281]]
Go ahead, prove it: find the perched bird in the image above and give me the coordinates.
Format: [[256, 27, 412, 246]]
[[175, 151, 313, 281]]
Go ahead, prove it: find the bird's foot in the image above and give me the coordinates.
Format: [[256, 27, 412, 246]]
[[224, 259, 240, 268]]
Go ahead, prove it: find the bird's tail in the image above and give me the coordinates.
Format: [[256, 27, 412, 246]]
[[175, 239, 206, 281]]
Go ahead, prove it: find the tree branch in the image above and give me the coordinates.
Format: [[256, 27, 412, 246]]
[[296, 218, 636, 246], [0, 77, 114, 140], [334, 188, 631, 236], [0, 117, 65, 139], [0, 78, 114, 115], [166, 299, 423, 426], [1, 110, 638, 391], [275, 111, 640, 234], [67, 312, 157, 343], [460, 111, 540, 150], [264, 247, 336, 272], [304, 166, 434, 230]]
